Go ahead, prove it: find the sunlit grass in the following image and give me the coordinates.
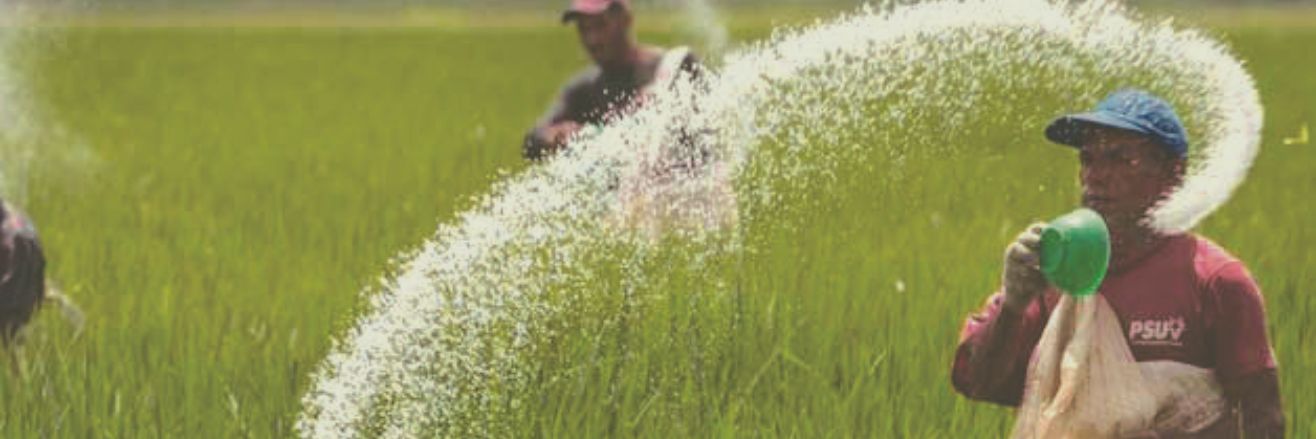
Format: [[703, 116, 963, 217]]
[[0, 13, 1310, 437]]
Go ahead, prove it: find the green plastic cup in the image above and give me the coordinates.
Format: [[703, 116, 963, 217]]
[[1039, 208, 1111, 297]]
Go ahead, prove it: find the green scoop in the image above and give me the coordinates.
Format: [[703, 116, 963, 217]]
[[1040, 208, 1111, 297]]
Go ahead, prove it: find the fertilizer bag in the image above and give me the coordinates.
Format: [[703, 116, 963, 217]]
[[1012, 294, 1230, 438]]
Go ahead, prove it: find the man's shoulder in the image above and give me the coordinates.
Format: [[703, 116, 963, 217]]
[[679, 49, 702, 68], [561, 66, 603, 94], [663, 46, 703, 74], [1184, 234, 1259, 296], [1186, 234, 1245, 276], [641, 45, 703, 74]]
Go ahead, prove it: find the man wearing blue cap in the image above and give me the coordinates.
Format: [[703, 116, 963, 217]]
[[522, 0, 702, 161], [952, 90, 1284, 437]]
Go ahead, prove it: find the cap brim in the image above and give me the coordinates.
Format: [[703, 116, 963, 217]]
[[1045, 111, 1149, 149], [560, 11, 587, 23], [561, 6, 610, 23]]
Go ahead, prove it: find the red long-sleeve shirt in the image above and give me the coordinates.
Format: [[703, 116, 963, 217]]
[[952, 233, 1284, 437]]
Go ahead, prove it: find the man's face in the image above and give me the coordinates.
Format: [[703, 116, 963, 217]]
[[1078, 127, 1183, 228], [574, 10, 630, 69]]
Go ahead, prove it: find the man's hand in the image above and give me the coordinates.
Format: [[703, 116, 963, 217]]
[[525, 121, 584, 161], [1002, 223, 1049, 312], [545, 121, 583, 149], [1226, 369, 1286, 438]]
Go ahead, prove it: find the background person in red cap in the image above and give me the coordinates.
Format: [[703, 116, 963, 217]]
[[951, 89, 1284, 437], [522, 0, 703, 161]]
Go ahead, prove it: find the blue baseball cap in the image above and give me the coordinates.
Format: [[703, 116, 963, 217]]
[[1045, 89, 1189, 157]]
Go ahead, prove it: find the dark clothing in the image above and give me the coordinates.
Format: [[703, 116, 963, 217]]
[[0, 201, 45, 345], [523, 50, 702, 161], [952, 234, 1284, 437]]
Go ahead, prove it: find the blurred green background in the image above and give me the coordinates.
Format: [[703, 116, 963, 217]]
[[0, 1, 1311, 437]]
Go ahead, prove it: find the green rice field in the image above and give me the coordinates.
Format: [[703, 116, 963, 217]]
[[0, 5, 1312, 437]]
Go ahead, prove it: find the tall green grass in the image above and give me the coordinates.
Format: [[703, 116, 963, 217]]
[[0, 17, 1310, 438]]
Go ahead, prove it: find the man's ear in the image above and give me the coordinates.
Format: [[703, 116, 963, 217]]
[[1166, 157, 1187, 186], [611, 6, 633, 28]]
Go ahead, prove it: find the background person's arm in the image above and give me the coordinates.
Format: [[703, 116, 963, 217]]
[[523, 94, 581, 161], [523, 74, 592, 161]]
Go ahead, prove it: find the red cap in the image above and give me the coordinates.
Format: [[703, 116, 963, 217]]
[[561, 0, 629, 23]]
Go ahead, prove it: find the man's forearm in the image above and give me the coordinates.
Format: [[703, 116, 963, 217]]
[[956, 224, 1048, 403], [962, 303, 1027, 397], [953, 295, 1037, 406], [523, 127, 553, 161]]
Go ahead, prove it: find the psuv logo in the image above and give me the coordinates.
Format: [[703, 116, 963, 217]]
[[1128, 317, 1186, 347]]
